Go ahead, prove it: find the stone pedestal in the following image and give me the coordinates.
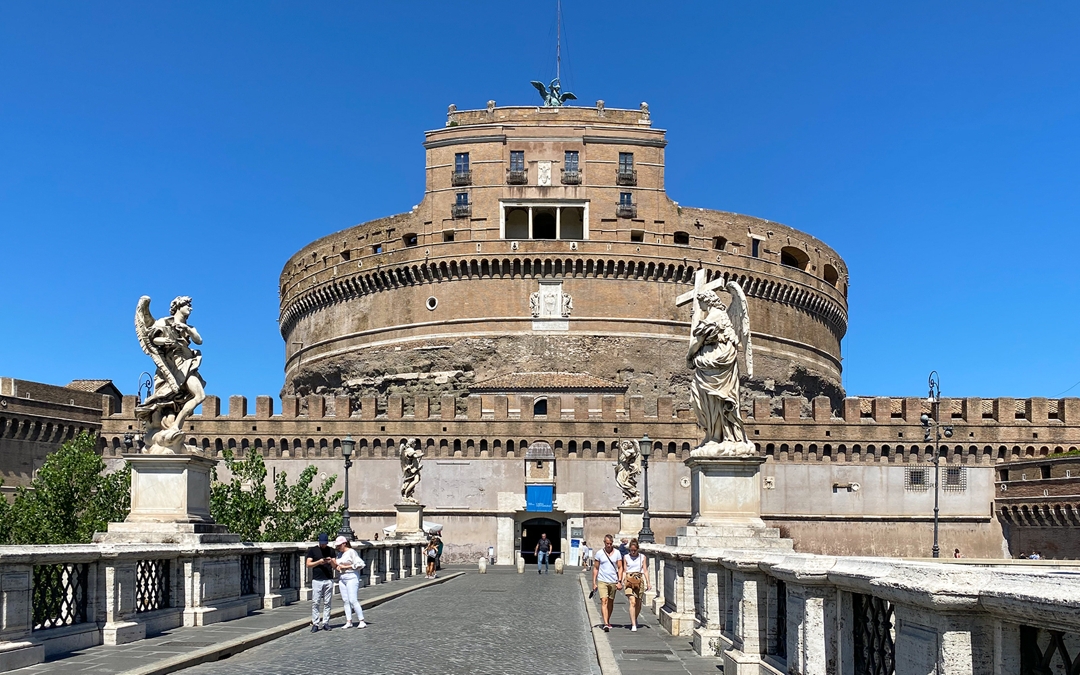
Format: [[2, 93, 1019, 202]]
[[618, 505, 644, 540], [391, 502, 426, 540], [666, 456, 791, 551], [96, 454, 238, 544]]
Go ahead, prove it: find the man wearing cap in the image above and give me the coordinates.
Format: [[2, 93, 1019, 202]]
[[306, 533, 337, 632]]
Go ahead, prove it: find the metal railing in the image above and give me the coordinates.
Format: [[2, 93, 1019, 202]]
[[616, 169, 637, 186], [451, 171, 472, 186], [616, 203, 637, 218], [561, 169, 581, 185], [451, 203, 472, 219], [135, 559, 170, 613], [32, 563, 89, 631], [240, 553, 257, 596], [506, 168, 528, 185]]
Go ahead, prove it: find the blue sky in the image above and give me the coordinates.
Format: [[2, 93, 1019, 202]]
[[2, 2, 1079, 402]]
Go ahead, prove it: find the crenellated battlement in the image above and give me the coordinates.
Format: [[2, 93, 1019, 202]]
[[99, 393, 1080, 465]]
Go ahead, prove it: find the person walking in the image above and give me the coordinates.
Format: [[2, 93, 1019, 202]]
[[333, 536, 367, 629], [434, 535, 444, 570], [591, 534, 624, 632], [622, 539, 650, 631], [618, 537, 630, 557], [535, 532, 553, 574], [306, 533, 336, 632], [425, 538, 438, 578]]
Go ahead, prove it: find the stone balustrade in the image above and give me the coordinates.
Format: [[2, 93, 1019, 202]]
[[0, 539, 425, 672], [642, 544, 1080, 675]]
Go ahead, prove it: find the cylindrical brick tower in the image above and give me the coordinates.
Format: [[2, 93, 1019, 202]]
[[279, 103, 848, 411]]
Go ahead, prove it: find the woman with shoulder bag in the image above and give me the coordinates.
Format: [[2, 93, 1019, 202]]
[[425, 539, 438, 578], [623, 539, 650, 632]]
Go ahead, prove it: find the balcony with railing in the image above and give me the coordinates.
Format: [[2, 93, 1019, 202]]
[[451, 171, 472, 187], [616, 203, 637, 219], [506, 168, 528, 185], [452, 203, 472, 219], [560, 169, 581, 185], [616, 169, 637, 186]]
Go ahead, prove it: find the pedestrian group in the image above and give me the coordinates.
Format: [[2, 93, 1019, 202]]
[[591, 534, 650, 632], [306, 533, 368, 632]]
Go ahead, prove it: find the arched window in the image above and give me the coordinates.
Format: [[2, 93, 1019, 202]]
[[780, 246, 809, 270], [533, 398, 548, 416], [823, 264, 839, 286], [673, 231, 690, 246]]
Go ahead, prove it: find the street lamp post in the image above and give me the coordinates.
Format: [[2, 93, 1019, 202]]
[[921, 371, 953, 558], [637, 433, 655, 543], [338, 436, 357, 541]]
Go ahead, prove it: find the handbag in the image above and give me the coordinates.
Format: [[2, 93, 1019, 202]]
[[625, 573, 643, 591]]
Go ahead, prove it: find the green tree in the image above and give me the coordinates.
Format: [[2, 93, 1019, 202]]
[[208, 449, 273, 542], [266, 466, 341, 542], [209, 450, 342, 542], [0, 432, 130, 545]]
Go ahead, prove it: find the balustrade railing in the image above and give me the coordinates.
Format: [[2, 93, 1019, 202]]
[[0, 540, 425, 673], [642, 544, 1080, 675]]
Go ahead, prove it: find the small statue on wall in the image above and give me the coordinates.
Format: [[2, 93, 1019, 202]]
[[561, 293, 573, 318], [529, 291, 541, 318], [133, 295, 207, 454], [615, 440, 641, 507], [400, 438, 424, 503]]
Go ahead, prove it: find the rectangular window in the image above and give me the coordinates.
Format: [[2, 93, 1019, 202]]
[[443, 230, 455, 242], [372, 244, 383, 254], [456, 192, 469, 205], [510, 151, 525, 172], [454, 152, 469, 174], [619, 152, 634, 173], [630, 229, 644, 243], [751, 238, 761, 258], [619, 192, 633, 206], [565, 150, 579, 171]]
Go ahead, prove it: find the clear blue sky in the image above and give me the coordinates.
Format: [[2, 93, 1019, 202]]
[[2, 2, 1079, 403]]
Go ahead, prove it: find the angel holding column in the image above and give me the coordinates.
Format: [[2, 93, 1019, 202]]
[[134, 295, 207, 453], [686, 282, 755, 457]]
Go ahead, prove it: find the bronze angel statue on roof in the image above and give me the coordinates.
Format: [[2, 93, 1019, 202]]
[[531, 78, 576, 107], [686, 281, 755, 457], [134, 295, 207, 454]]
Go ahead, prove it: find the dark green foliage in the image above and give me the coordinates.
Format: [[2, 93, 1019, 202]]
[[0, 432, 130, 544], [210, 449, 342, 542]]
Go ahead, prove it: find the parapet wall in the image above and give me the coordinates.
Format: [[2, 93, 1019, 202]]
[[99, 393, 1080, 464]]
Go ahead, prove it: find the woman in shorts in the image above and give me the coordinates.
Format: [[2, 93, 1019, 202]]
[[622, 539, 650, 632]]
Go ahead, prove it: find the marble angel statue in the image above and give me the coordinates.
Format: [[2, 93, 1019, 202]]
[[686, 281, 755, 457], [615, 440, 641, 506], [134, 295, 207, 454], [400, 438, 424, 503]]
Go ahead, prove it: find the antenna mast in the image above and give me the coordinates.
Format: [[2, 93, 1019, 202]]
[[556, 0, 561, 81]]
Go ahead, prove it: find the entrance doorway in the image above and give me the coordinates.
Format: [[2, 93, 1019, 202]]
[[520, 517, 562, 564]]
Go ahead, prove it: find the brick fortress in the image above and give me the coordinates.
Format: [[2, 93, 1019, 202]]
[[86, 101, 1079, 560]]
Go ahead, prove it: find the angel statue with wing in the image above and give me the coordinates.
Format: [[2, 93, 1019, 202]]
[[686, 282, 756, 457], [530, 78, 577, 107], [400, 438, 424, 503], [134, 295, 207, 454]]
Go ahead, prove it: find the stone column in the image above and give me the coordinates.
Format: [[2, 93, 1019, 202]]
[[763, 556, 838, 675], [260, 551, 282, 609], [0, 563, 43, 670], [722, 558, 770, 675], [691, 552, 731, 658], [659, 550, 696, 636], [102, 558, 144, 645], [617, 505, 644, 541], [366, 548, 380, 586], [384, 547, 396, 582]]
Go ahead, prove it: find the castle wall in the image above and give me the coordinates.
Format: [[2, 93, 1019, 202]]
[[101, 392, 1080, 559]]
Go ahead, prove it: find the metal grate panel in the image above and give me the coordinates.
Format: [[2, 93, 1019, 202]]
[[240, 554, 257, 596], [278, 553, 294, 589], [135, 559, 170, 613], [904, 466, 932, 492], [32, 563, 89, 631], [1021, 625, 1080, 674], [942, 466, 968, 493], [774, 579, 787, 660], [853, 593, 895, 675]]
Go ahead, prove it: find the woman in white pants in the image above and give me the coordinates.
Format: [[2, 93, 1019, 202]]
[[333, 536, 367, 628]]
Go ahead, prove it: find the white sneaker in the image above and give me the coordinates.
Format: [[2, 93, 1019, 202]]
[[355, 620, 367, 629], [343, 622, 353, 629], [631, 625, 638, 632]]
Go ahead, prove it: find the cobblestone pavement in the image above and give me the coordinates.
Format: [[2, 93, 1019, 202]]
[[584, 573, 723, 674], [178, 567, 601, 675]]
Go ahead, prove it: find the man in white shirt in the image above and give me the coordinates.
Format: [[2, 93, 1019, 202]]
[[591, 534, 624, 632]]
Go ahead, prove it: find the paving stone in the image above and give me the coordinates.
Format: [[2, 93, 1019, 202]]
[[176, 568, 601, 675]]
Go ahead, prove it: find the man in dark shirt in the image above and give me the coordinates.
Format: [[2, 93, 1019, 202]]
[[535, 533, 553, 574], [306, 533, 336, 632]]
